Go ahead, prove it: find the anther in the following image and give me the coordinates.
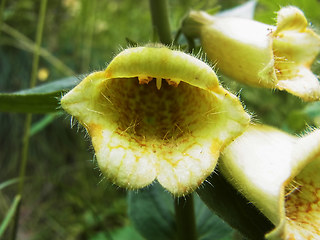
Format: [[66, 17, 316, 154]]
[[138, 76, 153, 85], [166, 79, 180, 87], [156, 78, 162, 90]]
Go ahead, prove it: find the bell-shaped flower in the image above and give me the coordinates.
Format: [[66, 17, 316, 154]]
[[60, 46, 250, 196], [220, 124, 320, 239], [182, 6, 320, 101]]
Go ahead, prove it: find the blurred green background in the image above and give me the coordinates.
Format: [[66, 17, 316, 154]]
[[1, 0, 320, 239]]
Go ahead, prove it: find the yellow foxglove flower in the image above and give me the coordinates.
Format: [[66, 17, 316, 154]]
[[61, 46, 250, 196], [182, 6, 320, 101], [220, 124, 320, 239]]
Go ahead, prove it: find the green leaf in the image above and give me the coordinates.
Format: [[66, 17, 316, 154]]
[[128, 183, 176, 240], [0, 195, 21, 237], [110, 225, 145, 240], [284, 102, 320, 132], [128, 182, 233, 240], [197, 169, 274, 240], [88, 225, 144, 240], [0, 178, 19, 191], [303, 102, 320, 119], [195, 194, 233, 240], [0, 76, 78, 113], [30, 112, 62, 136]]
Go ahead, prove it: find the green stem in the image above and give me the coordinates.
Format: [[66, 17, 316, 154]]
[[148, 0, 172, 45], [0, 0, 7, 38], [186, 36, 195, 53], [29, 0, 48, 88], [17, 0, 47, 195], [11, 1, 48, 239], [149, 3, 196, 237], [1, 23, 75, 76], [80, 0, 96, 72], [173, 29, 182, 46], [174, 194, 197, 240], [0, 195, 21, 237], [18, 114, 32, 194]]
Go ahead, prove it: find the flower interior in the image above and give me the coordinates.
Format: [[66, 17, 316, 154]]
[[285, 157, 320, 239], [272, 6, 320, 101], [101, 77, 220, 146], [88, 75, 242, 195], [61, 71, 249, 196], [61, 47, 249, 196]]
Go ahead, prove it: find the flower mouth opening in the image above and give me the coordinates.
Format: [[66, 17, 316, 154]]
[[61, 63, 249, 194], [273, 55, 297, 81], [284, 158, 320, 238], [97, 76, 222, 149]]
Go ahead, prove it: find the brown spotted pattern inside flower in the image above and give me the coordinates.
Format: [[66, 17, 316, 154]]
[[273, 54, 298, 81], [96, 77, 223, 149], [285, 158, 320, 239]]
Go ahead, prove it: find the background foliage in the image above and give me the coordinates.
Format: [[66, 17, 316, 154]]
[[1, 0, 320, 239]]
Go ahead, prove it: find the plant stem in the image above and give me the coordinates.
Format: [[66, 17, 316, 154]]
[[1, 23, 75, 76], [80, 0, 96, 72], [174, 194, 197, 240], [11, 0, 48, 239], [148, 0, 172, 45], [0, 195, 21, 237], [29, 0, 48, 89], [149, 2, 196, 238], [18, 0, 47, 195], [0, 0, 7, 38]]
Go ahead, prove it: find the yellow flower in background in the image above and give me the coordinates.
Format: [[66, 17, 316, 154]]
[[182, 6, 320, 101], [220, 124, 320, 239], [61, 45, 250, 196], [37, 67, 49, 82]]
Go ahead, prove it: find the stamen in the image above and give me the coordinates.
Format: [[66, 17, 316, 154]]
[[285, 179, 303, 197], [166, 79, 180, 87], [156, 77, 162, 90], [138, 76, 153, 85], [86, 108, 104, 115], [101, 92, 114, 105]]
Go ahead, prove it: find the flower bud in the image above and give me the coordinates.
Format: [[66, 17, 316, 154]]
[[182, 6, 320, 101], [220, 124, 320, 239], [60, 45, 250, 196]]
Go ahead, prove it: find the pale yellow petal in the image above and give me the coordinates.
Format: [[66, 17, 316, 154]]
[[220, 124, 320, 239], [61, 46, 250, 196], [276, 66, 320, 102], [182, 7, 320, 101]]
